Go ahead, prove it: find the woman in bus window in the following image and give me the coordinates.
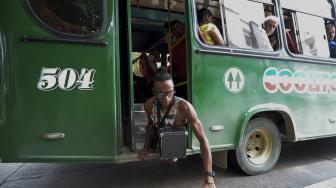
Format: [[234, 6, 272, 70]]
[[198, 8, 225, 46], [325, 23, 336, 58]]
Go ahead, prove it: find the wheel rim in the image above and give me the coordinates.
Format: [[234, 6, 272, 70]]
[[245, 128, 273, 165]]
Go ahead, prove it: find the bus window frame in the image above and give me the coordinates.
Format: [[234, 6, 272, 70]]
[[23, 0, 108, 39], [192, 0, 283, 58], [0, 33, 5, 123], [131, 0, 185, 13], [192, 0, 336, 65], [281, 0, 333, 19], [278, 0, 336, 63]]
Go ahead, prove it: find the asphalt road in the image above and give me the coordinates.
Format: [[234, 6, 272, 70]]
[[1, 137, 336, 188]]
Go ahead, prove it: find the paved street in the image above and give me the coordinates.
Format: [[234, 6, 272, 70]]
[[1, 137, 336, 188]]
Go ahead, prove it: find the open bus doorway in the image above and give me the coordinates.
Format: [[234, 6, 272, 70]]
[[129, 0, 187, 152]]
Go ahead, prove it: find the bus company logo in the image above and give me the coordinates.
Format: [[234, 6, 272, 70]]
[[263, 67, 336, 94], [223, 67, 245, 93]]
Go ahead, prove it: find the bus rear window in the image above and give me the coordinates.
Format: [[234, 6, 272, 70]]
[[28, 0, 105, 36]]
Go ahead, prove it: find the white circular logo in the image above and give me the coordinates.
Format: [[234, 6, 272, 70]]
[[223, 67, 245, 93]]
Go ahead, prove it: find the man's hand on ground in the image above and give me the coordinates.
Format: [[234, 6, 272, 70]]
[[202, 176, 216, 188], [138, 149, 149, 160]]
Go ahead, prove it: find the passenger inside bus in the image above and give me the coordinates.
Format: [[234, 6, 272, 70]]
[[263, 16, 279, 51], [283, 13, 300, 54], [132, 20, 188, 101], [164, 20, 188, 99], [325, 23, 336, 58], [132, 25, 172, 103], [133, 52, 158, 103], [198, 8, 225, 46]]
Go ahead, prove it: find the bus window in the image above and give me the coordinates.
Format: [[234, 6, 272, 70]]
[[197, 0, 280, 51], [226, 0, 279, 51], [296, 13, 329, 57], [195, 1, 225, 45], [196, 7, 225, 46], [282, 10, 300, 54], [281, 0, 333, 58], [27, 0, 105, 36], [281, 0, 333, 19]]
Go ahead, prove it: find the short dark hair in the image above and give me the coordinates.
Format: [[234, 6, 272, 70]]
[[326, 23, 335, 30], [163, 20, 182, 30], [154, 67, 172, 82], [197, 8, 213, 24]]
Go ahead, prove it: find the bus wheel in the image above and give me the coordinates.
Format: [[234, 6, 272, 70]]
[[235, 117, 281, 175]]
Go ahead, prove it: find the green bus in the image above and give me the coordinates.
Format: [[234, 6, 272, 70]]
[[1, 0, 336, 175]]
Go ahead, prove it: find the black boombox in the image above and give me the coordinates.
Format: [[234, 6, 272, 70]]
[[159, 127, 188, 160]]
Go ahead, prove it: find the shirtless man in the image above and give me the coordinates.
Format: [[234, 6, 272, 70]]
[[138, 68, 216, 188]]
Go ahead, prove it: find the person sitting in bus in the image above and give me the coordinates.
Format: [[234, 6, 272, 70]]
[[163, 20, 188, 98], [263, 15, 279, 50], [198, 8, 225, 46], [138, 67, 216, 188], [325, 23, 336, 58], [283, 18, 300, 54]]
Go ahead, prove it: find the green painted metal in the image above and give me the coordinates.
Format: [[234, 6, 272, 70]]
[[0, 0, 119, 162], [0, 31, 5, 124], [188, 48, 336, 150], [185, 0, 336, 152], [2, 0, 336, 163]]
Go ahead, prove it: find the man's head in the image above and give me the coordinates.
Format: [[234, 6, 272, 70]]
[[150, 49, 161, 62], [153, 67, 175, 108], [164, 20, 184, 38], [264, 16, 278, 36], [326, 23, 336, 41]]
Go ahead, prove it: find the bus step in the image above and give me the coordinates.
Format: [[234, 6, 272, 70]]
[[133, 103, 147, 151], [134, 110, 147, 124], [133, 132, 145, 151], [134, 103, 144, 111], [118, 146, 159, 163], [135, 122, 147, 133]]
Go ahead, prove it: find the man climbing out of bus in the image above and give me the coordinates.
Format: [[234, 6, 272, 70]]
[[325, 23, 336, 58], [138, 67, 216, 188]]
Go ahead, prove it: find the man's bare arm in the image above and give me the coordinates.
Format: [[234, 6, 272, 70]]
[[143, 98, 154, 150], [180, 100, 213, 173], [138, 98, 154, 160]]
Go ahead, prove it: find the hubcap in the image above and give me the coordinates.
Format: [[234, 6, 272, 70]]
[[245, 128, 273, 165]]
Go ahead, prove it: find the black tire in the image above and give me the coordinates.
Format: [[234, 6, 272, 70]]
[[234, 117, 281, 175]]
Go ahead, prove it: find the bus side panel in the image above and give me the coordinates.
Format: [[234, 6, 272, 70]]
[[185, 0, 336, 151], [189, 48, 336, 149], [0, 0, 119, 162], [190, 52, 255, 149]]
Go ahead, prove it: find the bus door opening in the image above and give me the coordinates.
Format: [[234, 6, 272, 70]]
[[130, 0, 187, 152]]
